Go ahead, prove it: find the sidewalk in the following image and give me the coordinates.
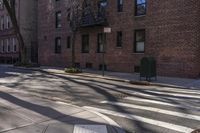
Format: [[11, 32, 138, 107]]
[[37, 66, 200, 89], [0, 86, 124, 133], [7, 65, 200, 89]]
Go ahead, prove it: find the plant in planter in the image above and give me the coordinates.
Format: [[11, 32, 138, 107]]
[[64, 67, 82, 73]]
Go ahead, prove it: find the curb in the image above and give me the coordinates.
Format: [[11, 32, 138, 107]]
[[10, 66, 191, 90]]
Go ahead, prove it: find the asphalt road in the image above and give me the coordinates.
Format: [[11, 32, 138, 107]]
[[0, 65, 200, 133]]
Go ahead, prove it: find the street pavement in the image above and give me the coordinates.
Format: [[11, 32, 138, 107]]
[[0, 86, 123, 133], [0, 65, 200, 133]]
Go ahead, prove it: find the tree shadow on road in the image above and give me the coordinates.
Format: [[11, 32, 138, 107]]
[[0, 91, 126, 133]]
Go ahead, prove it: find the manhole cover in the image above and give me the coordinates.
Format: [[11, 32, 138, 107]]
[[73, 125, 107, 133]]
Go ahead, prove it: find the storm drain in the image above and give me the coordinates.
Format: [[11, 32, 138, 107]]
[[73, 125, 107, 133]]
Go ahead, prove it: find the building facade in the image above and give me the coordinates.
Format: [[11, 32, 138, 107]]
[[0, 0, 38, 64], [38, 0, 200, 78], [0, 0, 18, 63]]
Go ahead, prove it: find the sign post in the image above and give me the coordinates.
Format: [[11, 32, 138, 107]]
[[102, 27, 111, 76]]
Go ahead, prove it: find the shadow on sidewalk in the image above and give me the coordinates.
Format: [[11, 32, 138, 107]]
[[0, 91, 123, 132]]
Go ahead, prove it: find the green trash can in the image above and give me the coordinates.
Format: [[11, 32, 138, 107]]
[[140, 57, 157, 81]]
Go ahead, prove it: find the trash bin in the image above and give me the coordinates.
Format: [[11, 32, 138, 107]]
[[140, 57, 157, 81]]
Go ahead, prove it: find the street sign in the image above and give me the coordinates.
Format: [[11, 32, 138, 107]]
[[104, 27, 111, 33]]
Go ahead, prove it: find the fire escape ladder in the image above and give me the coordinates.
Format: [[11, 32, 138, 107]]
[[80, 0, 107, 27]]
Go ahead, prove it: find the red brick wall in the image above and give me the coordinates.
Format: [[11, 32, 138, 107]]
[[38, 0, 200, 78]]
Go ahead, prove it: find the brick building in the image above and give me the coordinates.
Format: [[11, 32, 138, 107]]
[[19, 0, 196, 78], [0, 0, 38, 64]]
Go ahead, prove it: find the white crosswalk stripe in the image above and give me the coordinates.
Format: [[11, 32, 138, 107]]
[[145, 90, 200, 99], [100, 101, 200, 121], [87, 87, 200, 133], [154, 87, 200, 95], [123, 97, 200, 110], [128, 91, 200, 102], [123, 97, 180, 107], [84, 106, 194, 133]]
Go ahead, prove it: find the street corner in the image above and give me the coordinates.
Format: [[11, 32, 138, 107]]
[[0, 90, 124, 133]]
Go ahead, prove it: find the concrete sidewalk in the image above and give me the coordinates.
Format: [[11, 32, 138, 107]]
[[33, 66, 200, 89], [0, 86, 124, 133], [3, 64, 200, 89]]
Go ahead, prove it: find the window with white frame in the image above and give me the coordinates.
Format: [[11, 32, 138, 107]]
[[6, 39, 9, 52], [10, 38, 12, 52], [0, 0, 3, 10], [0, 40, 3, 53], [6, 15, 10, 29], [13, 38, 17, 52], [1, 16, 4, 30], [2, 40, 6, 53], [134, 29, 145, 53]]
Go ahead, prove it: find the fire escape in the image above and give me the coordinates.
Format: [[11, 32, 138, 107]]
[[80, 0, 108, 27]]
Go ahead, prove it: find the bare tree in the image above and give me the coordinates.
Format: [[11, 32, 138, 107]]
[[69, 0, 98, 68], [68, 0, 83, 67], [3, 0, 27, 64]]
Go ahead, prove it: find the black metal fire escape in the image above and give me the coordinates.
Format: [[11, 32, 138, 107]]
[[80, 0, 107, 27]]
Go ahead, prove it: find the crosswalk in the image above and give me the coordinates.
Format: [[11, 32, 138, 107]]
[[84, 87, 200, 133]]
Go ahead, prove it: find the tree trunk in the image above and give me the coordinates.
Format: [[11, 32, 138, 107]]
[[16, 32, 27, 64], [3, 0, 27, 64]]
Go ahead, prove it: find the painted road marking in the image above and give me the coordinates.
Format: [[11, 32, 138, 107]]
[[73, 125, 107, 133], [129, 91, 200, 102], [155, 87, 200, 95], [122, 97, 179, 107], [101, 101, 200, 121], [84, 106, 194, 133], [122, 97, 200, 110], [145, 90, 200, 99]]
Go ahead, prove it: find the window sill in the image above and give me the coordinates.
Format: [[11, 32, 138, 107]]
[[132, 52, 145, 55], [97, 52, 106, 53], [55, 27, 62, 30]]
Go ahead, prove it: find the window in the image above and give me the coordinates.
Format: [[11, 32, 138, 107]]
[[13, 38, 17, 52], [2, 40, 5, 52], [55, 11, 61, 28], [67, 8, 71, 21], [67, 36, 71, 48], [0, 40, 3, 53], [134, 66, 140, 73], [98, 0, 107, 13], [9, 38, 12, 52], [99, 64, 107, 70], [117, 0, 123, 12], [0, 0, 3, 10], [97, 33, 106, 53], [135, 0, 146, 16], [86, 62, 93, 69], [1, 16, 4, 30], [55, 37, 61, 53], [134, 29, 145, 53], [116, 31, 122, 47], [11, 38, 17, 52], [6, 39, 10, 52], [6, 15, 10, 29], [81, 34, 89, 53]]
